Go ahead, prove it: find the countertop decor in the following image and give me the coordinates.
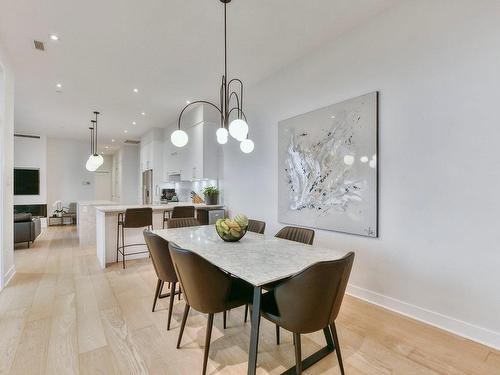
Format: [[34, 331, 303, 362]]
[[215, 214, 248, 242]]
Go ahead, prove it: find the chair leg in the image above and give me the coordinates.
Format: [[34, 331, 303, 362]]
[[276, 325, 280, 345], [152, 279, 162, 312], [177, 304, 190, 349], [202, 313, 214, 375], [330, 322, 345, 375], [223, 311, 227, 329], [294, 333, 302, 374], [121, 225, 126, 269], [116, 223, 120, 263], [244, 304, 248, 322], [167, 282, 176, 330]]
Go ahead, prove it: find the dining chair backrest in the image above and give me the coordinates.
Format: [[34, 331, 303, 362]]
[[124, 207, 153, 228], [247, 219, 266, 234], [167, 217, 200, 229], [273, 252, 354, 334], [169, 242, 233, 314], [275, 226, 315, 245], [143, 231, 178, 283], [171, 206, 195, 219]]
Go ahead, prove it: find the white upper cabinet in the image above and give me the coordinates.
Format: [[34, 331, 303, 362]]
[[162, 104, 220, 182]]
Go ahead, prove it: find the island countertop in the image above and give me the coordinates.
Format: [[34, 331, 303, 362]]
[[95, 202, 224, 213]]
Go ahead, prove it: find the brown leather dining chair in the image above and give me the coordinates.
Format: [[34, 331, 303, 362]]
[[116, 207, 153, 269], [143, 231, 181, 330], [167, 217, 200, 229], [247, 219, 266, 234], [163, 205, 196, 228], [259, 252, 355, 375], [169, 242, 253, 375], [275, 225, 315, 245]]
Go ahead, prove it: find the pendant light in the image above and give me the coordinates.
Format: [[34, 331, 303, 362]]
[[86, 111, 103, 171], [172, 0, 254, 153]]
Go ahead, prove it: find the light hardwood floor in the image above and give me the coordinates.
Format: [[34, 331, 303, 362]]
[[1, 226, 499, 375]]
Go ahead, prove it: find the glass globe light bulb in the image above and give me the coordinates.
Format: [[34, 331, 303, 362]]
[[86, 156, 98, 171], [216, 127, 228, 144], [171, 129, 189, 147], [240, 139, 254, 153], [229, 119, 249, 141]]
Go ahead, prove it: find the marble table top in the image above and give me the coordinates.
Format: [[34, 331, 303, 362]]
[[152, 225, 350, 286], [95, 202, 224, 213]]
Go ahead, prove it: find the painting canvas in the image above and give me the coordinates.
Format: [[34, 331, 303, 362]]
[[278, 92, 378, 237]]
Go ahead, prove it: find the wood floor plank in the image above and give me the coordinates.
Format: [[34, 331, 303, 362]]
[[74, 275, 107, 354], [9, 318, 51, 375], [100, 306, 149, 375], [0, 308, 28, 375], [79, 346, 120, 375], [45, 293, 79, 375]]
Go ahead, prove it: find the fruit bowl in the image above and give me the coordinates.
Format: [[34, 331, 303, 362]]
[[215, 214, 249, 242]]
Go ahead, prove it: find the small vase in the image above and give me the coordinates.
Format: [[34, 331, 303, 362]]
[[204, 193, 218, 205]]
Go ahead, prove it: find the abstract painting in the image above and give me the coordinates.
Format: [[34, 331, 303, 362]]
[[278, 92, 378, 237]]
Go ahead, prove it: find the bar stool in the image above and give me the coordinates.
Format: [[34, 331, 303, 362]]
[[162, 205, 196, 228], [116, 207, 153, 269]]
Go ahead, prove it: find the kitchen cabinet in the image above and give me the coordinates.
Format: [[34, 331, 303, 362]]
[[163, 120, 220, 181]]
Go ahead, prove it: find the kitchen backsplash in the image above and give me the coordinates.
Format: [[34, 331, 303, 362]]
[[158, 179, 220, 203]]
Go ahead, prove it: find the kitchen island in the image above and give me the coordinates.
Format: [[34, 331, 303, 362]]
[[95, 203, 224, 268]]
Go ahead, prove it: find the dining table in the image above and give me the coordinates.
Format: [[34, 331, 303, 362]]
[[152, 225, 350, 375]]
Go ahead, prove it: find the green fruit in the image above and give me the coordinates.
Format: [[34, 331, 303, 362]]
[[230, 228, 240, 238], [220, 222, 229, 231]]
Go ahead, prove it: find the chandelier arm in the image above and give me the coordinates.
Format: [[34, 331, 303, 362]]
[[228, 79, 243, 117], [228, 91, 240, 114], [227, 106, 247, 122], [177, 100, 222, 130]]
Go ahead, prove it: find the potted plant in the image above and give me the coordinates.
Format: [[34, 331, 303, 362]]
[[203, 186, 219, 205]]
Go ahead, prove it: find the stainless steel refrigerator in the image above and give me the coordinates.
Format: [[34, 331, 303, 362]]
[[142, 169, 153, 204]]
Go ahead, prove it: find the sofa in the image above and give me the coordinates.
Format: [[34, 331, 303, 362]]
[[14, 213, 41, 248]]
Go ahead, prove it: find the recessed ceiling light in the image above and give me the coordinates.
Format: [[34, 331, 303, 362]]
[[49, 34, 59, 41], [132, 121, 136, 125], [105, 146, 109, 149], [141, 112, 146, 116], [111, 139, 115, 142], [56, 83, 62, 88], [124, 130, 128, 133], [133, 88, 139, 93], [186, 100, 191, 104]]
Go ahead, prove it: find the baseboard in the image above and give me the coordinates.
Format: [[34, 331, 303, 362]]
[[4, 264, 16, 287], [346, 284, 500, 351]]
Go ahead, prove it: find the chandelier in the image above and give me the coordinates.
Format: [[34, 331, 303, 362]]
[[170, 0, 254, 153], [85, 111, 103, 171]]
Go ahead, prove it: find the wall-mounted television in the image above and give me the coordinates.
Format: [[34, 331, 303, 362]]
[[14, 168, 40, 195]]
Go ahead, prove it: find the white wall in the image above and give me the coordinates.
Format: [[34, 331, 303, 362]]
[[113, 145, 140, 204], [223, 0, 500, 349], [0, 41, 15, 289], [13, 135, 47, 205], [46, 137, 112, 209]]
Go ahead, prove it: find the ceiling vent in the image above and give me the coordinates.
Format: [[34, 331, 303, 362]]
[[124, 140, 140, 145], [14, 133, 41, 139], [33, 40, 45, 51]]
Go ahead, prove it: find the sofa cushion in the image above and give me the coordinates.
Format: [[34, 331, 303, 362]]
[[14, 213, 33, 223]]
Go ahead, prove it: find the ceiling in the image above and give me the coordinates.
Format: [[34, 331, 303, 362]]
[[0, 0, 396, 153]]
